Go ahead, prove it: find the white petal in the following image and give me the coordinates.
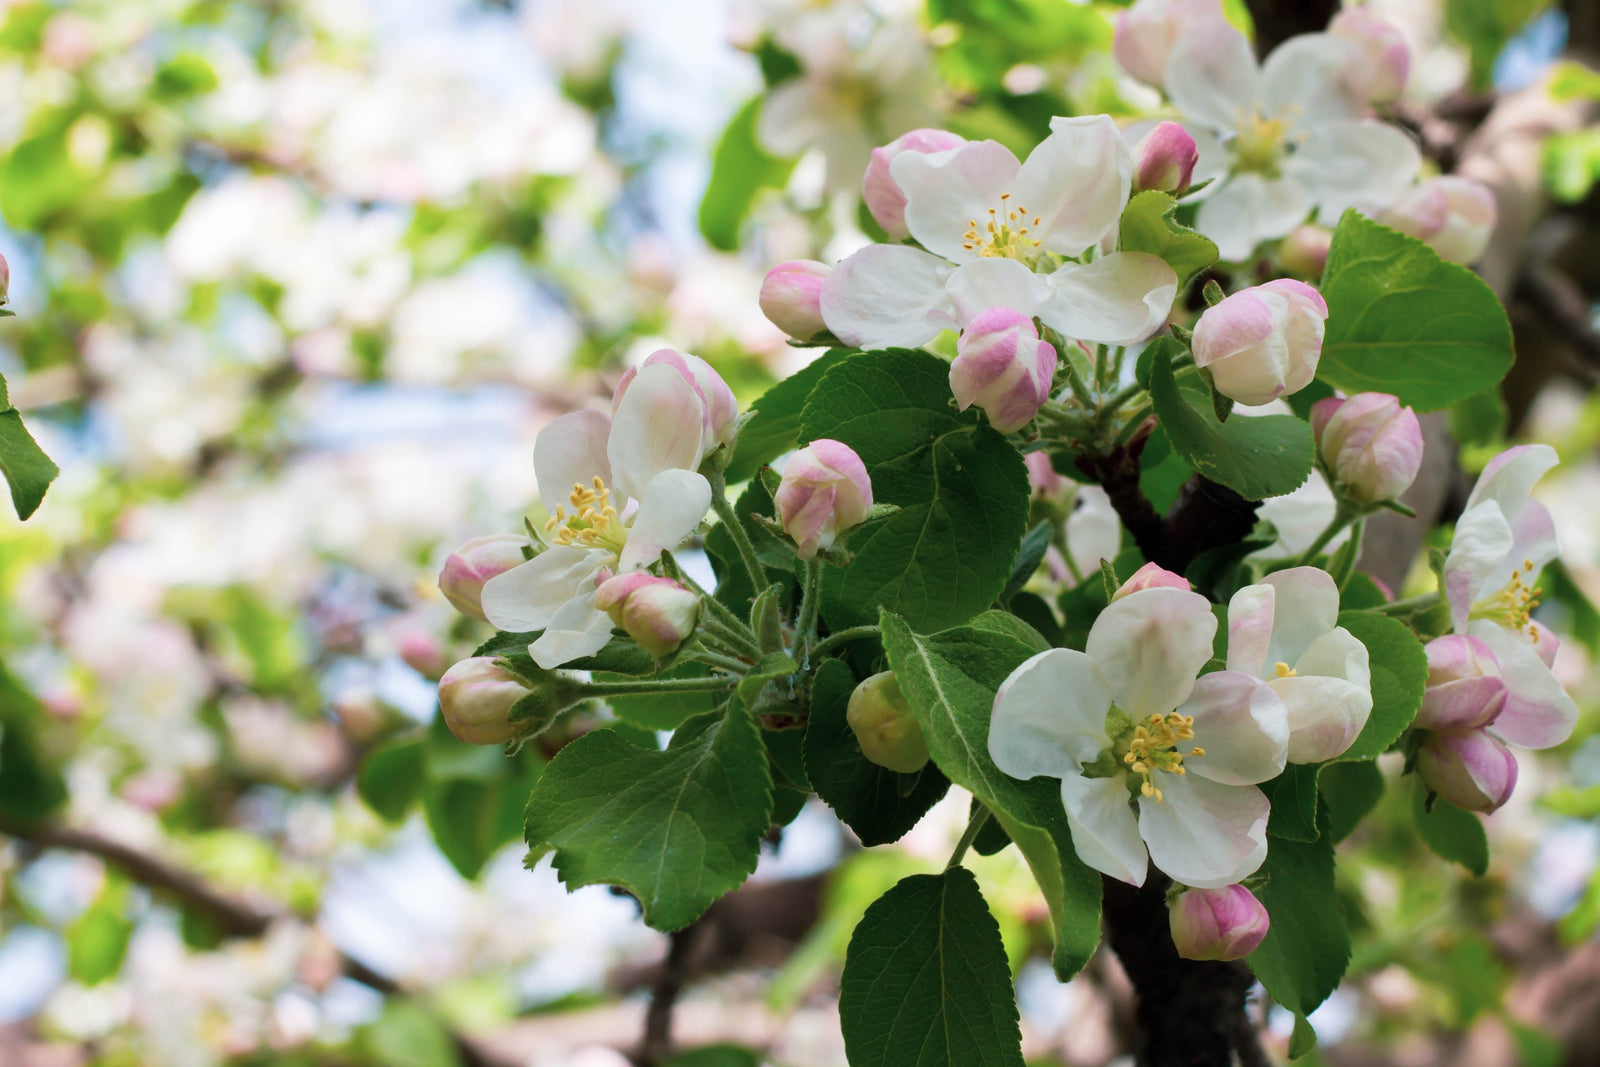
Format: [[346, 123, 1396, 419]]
[[1181, 671, 1288, 785], [1276, 628, 1373, 762], [1165, 17, 1260, 133], [1444, 500, 1514, 632], [1086, 587, 1216, 719], [1012, 115, 1132, 257], [619, 469, 712, 571], [535, 409, 613, 516], [1471, 621, 1578, 750], [1286, 121, 1420, 220], [989, 649, 1114, 780], [819, 244, 955, 350], [1041, 253, 1177, 345], [607, 363, 706, 502], [530, 591, 617, 669], [481, 547, 610, 633], [1260, 566, 1340, 668], [892, 139, 1022, 262], [945, 258, 1052, 325], [1225, 583, 1275, 676], [1066, 485, 1122, 578], [1259, 33, 1363, 125], [1138, 775, 1270, 888], [1061, 773, 1148, 886], [1466, 444, 1560, 517], [1196, 173, 1311, 262]]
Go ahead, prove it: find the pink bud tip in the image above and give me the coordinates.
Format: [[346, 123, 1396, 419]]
[[593, 572, 699, 657], [1114, 562, 1190, 599], [1382, 177, 1497, 265], [1417, 727, 1518, 813], [1416, 634, 1506, 731], [439, 534, 532, 622], [951, 306, 1057, 434], [438, 657, 529, 746], [862, 128, 967, 240], [775, 439, 873, 560], [760, 260, 831, 341], [1192, 280, 1328, 407], [1133, 121, 1198, 195], [1169, 884, 1271, 961], [1317, 391, 1424, 505], [615, 348, 739, 449]]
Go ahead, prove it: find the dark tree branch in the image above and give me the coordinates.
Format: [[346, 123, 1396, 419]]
[[637, 921, 707, 1067], [1243, 0, 1339, 54], [1078, 443, 1165, 563]]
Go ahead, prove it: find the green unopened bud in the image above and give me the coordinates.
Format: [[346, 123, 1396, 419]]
[[438, 656, 585, 744], [846, 671, 929, 773]]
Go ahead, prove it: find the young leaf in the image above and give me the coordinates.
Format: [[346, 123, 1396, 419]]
[[1263, 762, 1322, 842], [1335, 611, 1427, 761], [998, 520, 1053, 606], [1119, 189, 1218, 286], [0, 407, 59, 519], [839, 868, 1025, 1067], [1320, 759, 1385, 843], [697, 98, 797, 252], [68, 890, 132, 986], [1247, 816, 1351, 1018], [1413, 782, 1489, 875], [1318, 211, 1513, 411]]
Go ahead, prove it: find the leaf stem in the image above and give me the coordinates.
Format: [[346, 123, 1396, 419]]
[[708, 471, 769, 598], [1375, 591, 1442, 616], [580, 676, 736, 698], [685, 649, 755, 674], [947, 803, 992, 870], [696, 615, 763, 661], [809, 624, 881, 660], [1294, 501, 1356, 567], [795, 558, 823, 653]]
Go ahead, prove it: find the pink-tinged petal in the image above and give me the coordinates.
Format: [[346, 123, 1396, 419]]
[[1286, 120, 1420, 220], [1115, 562, 1192, 600], [1193, 280, 1325, 406], [1164, 17, 1260, 133], [607, 362, 706, 502], [618, 469, 712, 572], [989, 648, 1114, 780], [529, 591, 617, 669], [1467, 444, 1560, 517], [1013, 115, 1133, 257], [759, 262, 831, 342], [1225, 583, 1275, 676], [1087, 587, 1216, 719], [1134, 121, 1199, 195], [862, 128, 968, 241], [1196, 173, 1312, 263], [944, 258, 1052, 325], [481, 547, 610, 633], [1529, 621, 1560, 669], [1416, 633, 1505, 730], [891, 139, 1023, 262], [1114, 0, 1223, 86], [1258, 32, 1363, 124], [1276, 628, 1373, 762], [1061, 773, 1148, 886], [1328, 8, 1410, 105], [819, 244, 955, 350], [1444, 501, 1515, 632], [951, 306, 1057, 433], [1319, 391, 1424, 505], [775, 440, 872, 558], [1180, 671, 1289, 785], [1259, 566, 1339, 667], [1067, 485, 1122, 578], [534, 409, 613, 516], [1138, 774, 1270, 888], [1416, 728, 1517, 813], [438, 658, 528, 745], [1042, 252, 1177, 345], [439, 534, 533, 622], [1471, 621, 1579, 751]]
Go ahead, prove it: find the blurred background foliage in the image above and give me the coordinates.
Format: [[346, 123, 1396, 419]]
[[0, 0, 1599, 1065]]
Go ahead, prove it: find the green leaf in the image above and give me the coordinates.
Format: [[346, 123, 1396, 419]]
[[422, 715, 541, 878], [1119, 189, 1218, 286], [664, 1045, 761, 1067], [1289, 1013, 1318, 1059], [1247, 819, 1351, 1017], [1147, 338, 1314, 500], [68, 891, 132, 985], [357, 735, 427, 823], [999, 520, 1053, 606], [603, 660, 724, 731], [698, 97, 797, 252], [360, 1000, 461, 1067], [839, 867, 1025, 1067], [881, 610, 1101, 979], [1413, 782, 1489, 875], [801, 350, 1030, 632], [523, 701, 773, 930], [1318, 211, 1514, 411], [726, 348, 853, 483], [0, 661, 67, 825], [1319, 759, 1385, 843], [1335, 611, 1427, 761], [0, 408, 58, 519], [803, 659, 950, 845], [0, 127, 88, 229], [1263, 762, 1322, 842]]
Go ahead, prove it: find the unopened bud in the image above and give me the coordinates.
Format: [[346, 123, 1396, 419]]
[[775, 439, 874, 560], [1114, 562, 1190, 600], [1416, 727, 1518, 813], [1133, 121, 1198, 195], [615, 348, 739, 450], [1113, 0, 1222, 87], [951, 307, 1058, 433], [846, 671, 929, 773], [1025, 450, 1067, 499], [438, 657, 531, 745], [592, 571, 700, 658], [1415, 634, 1506, 731], [760, 260, 831, 341], [1169, 884, 1271, 961], [1328, 8, 1410, 105], [862, 128, 967, 240], [1279, 225, 1332, 279], [1310, 392, 1424, 505], [439, 534, 531, 622], [1381, 176, 1497, 265], [1192, 279, 1328, 407]]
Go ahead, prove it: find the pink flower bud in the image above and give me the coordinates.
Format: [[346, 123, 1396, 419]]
[[1416, 728, 1518, 813], [950, 307, 1058, 434], [439, 534, 531, 622], [1415, 634, 1507, 731], [1133, 122, 1198, 195], [1279, 225, 1332, 279], [760, 260, 831, 342], [1114, 562, 1191, 599], [862, 128, 967, 240], [1169, 884, 1271, 962], [1114, 0, 1222, 87], [615, 348, 739, 449], [438, 657, 529, 745], [1192, 279, 1328, 407], [1381, 177, 1497, 265], [0, 250, 9, 305], [775, 439, 874, 560], [1313, 392, 1424, 505], [1025, 450, 1067, 499], [592, 571, 700, 657], [846, 671, 929, 773], [398, 629, 447, 679], [1328, 8, 1410, 105]]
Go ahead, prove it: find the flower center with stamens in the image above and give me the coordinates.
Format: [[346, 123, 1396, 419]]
[[1272, 662, 1297, 679], [1470, 558, 1543, 634], [962, 192, 1045, 264], [1231, 112, 1288, 176], [544, 476, 628, 553], [1120, 712, 1203, 803]]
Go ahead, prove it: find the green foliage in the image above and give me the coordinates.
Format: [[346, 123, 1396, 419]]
[[801, 350, 1030, 632], [1248, 816, 1351, 1020], [422, 714, 541, 879], [1147, 339, 1314, 500], [1318, 212, 1514, 411], [1335, 611, 1428, 761], [68, 886, 133, 986], [1319, 759, 1385, 843], [0, 661, 67, 825], [1119, 190, 1217, 286], [0, 401, 59, 520], [523, 700, 773, 930], [726, 348, 853, 484], [839, 867, 1024, 1067], [698, 98, 797, 252], [1413, 783, 1489, 875], [928, 0, 1111, 92], [359, 1000, 461, 1067], [1543, 128, 1600, 203], [357, 735, 428, 823], [1264, 763, 1323, 842]]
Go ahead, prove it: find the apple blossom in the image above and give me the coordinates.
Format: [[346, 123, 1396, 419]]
[[1311, 392, 1424, 505], [1113, 0, 1222, 88], [1416, 728, 1518, 813], [775, 439, 874, 559], [846, 671, 929, 773], [438, 657, 529, 745], [481, 364, 713, 669], [439, 533, 532, 622], [1162, 18, 1421, 260], [1227, 567, 1372, 763], [1280, 224, 1333, 278], [1381, 176, 1497, 265], [1133, 121, 1199, 195], [592, 571, 700, 658], [1168, 884, 1271, 962], [614, 347, 739, 451], [862, 128, 968, 240], [760, 260, 831, 342], [989, 576, 1289, 888], [1192, 279, 1328, 406], [949, 306, 1058, 433], [1327, 8, 1410, 105], [1415, 634, 1507, 732], [819, 115, 1178, 351]]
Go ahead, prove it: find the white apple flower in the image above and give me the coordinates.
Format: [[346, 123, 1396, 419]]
[[1164, 18, 1421, 261], [1226, 567, 1372, 763], [1443, 444, 1578, 749], [989, 575, 1289, 889], [820, 115, 1178, 351], [481, 364, 713, 669]]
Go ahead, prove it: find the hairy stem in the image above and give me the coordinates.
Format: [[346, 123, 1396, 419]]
[[708, 472, 769, 596], [795, 559, 823, 654], [946, 804, 992, 870], [809, 624, 881, 661]]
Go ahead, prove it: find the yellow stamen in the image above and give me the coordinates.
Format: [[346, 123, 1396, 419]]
[[1470, 561, 1542, 634], [547, 476, 627, 552], [1272, 661, 1297, 679], [1121, 711, 1201, 803]]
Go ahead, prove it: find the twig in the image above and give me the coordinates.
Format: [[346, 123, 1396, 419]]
[[637, 921, 705, 1067]]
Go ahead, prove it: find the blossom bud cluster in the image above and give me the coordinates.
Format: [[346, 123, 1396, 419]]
[[1311, 392, 1424, 506], [1412, 633, 1542, 813], [776, 439, 873, 559]]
